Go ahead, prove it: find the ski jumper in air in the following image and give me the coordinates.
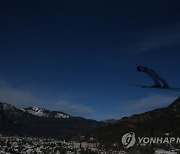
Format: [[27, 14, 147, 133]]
[[137, 66, 169, 88]]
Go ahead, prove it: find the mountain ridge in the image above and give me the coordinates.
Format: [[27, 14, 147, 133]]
[[1, 97, 180, 143], [86, 97, 180, 147], [0, 102, 103, 138], [23, 106, 70, 119]]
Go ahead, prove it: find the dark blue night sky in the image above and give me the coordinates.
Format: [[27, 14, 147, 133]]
[[0, 0, 180, 120]]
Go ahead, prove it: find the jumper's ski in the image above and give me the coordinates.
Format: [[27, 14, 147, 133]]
[[128, 84, 180, 91]]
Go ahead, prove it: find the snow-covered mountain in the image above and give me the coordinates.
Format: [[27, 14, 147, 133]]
[[0, 102, 103, 138], [23, 107, 70, 119]]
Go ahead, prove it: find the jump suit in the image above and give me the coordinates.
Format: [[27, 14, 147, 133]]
[[143, 67, 168, 87]]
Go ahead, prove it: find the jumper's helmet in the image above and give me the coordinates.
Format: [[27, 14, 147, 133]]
[[137, 65, 142, 72]]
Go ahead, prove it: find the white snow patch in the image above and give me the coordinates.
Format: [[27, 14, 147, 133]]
[[20, 108, 26, 112], [26, 107, 49, 117], [55, 113, 69, 119]]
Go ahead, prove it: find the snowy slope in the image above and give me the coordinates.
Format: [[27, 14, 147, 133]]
[[23, 107, 70, 119]]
